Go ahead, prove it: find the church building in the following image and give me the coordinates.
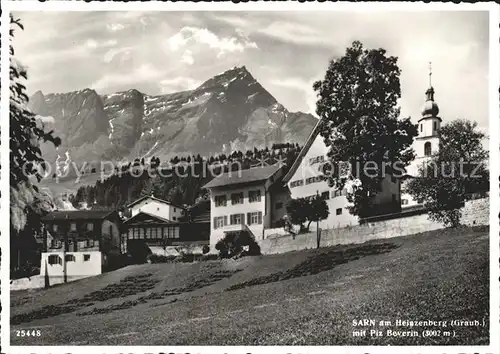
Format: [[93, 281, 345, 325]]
[[401, 64, 442, 208]]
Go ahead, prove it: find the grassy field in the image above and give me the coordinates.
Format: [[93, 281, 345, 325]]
[[10, 226, 489, 345]]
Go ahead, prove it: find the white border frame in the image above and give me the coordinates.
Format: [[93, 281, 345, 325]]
[[1, 2, 498, 354]]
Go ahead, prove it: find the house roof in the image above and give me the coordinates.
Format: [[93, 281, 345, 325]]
[[202, 164, 282, 189], [123, 211, 178, 225], [283, 118, 323, 183], [126, 195, 185, 209], [41, 210, 115, 222]]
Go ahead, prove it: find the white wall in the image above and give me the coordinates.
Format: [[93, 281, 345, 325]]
[[40, 251, 102, 278], [287, 131, 401, 228], [286, 134, 359, 229], [131, 199, 184, 221], [209, 185, 269, 245]]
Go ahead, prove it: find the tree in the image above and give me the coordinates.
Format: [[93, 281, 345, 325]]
[[286, 195, 329, 233], [406, 119, 489, 227], [10, 15, 61, 268], [313, 41, 417, 218]]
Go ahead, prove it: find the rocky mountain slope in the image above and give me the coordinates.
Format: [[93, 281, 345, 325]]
[[29, 66, 318, 167]]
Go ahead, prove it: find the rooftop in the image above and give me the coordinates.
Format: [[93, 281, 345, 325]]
[[40, 210, 115, 221], [202, 164, 282, 189], [126, 195, 185, 209]]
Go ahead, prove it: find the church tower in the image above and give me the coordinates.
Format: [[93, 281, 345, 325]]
[[415, 62, 441, 159]]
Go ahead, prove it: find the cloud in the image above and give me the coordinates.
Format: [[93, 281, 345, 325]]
[[269, 77, 318, 115], [91, 63, 163, 92], [167, 26, 258, 59], [107, 23, 125, 32], [159, 77, 201, 93], [180, 50, 194, 65], [258, 21, 325, 46]]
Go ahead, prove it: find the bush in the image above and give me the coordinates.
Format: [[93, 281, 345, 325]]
[[202, 245, 210, 254], [147, 254, 176, 263], [215, 231, 261, 259]]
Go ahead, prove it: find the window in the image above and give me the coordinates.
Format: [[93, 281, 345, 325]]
[[306, 176, 323, 185], [174, 208, 177, 212], [433, 122, 437, 131], [249, 190, 261, 203], [215, 195, 227, 207], [173, 216, 177, 221], [290, 180, 304, 188], [247, 212, 262, 225], [275, 202, 283, 210], [420, 124, 423, 132], [231, 192, 244, 205], [424, 142, 432, 157], [309, 155, 325, 165], [336, 208, 342, 215], [230, 213, 244, 225], [392, 194, 397, 203], [109, 225, 113, 236], [157, 207, 160, 211], [53, 224, 58, 232], [48, 254, 62, 265], [70, 223, 76, 231], [173, 227, 179, 238], [321, 191, 329, 200], [83, 254, 91, 261], [87, 223, 94, 231], [214, 216, 227, 229], [402, 199, 409, 205], [65, 254, 75, 262], [86, 239, 94, 247]]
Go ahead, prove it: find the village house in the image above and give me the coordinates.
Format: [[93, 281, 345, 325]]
[[121, 196, 210, 261], [124, 194, 185, 221], [40, 210, 121, 281], [203, 164, 287, 246], [282, 119, 401, 230]]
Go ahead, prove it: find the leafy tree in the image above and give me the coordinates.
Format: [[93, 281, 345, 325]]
[[406, 119, 488, 227], [10, 15, 61, 268], [286, 195, 329, 233], [313, 41, 417, 218]]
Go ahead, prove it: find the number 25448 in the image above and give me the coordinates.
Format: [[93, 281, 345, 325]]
[[16, 329, 41, 337]]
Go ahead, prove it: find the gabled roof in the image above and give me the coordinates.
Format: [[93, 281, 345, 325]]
[[126, 195, 185, 209], [41, 210, 115, 222], [282, 118, 323, 183], [202, 164, 282, 189], [123, 211, 177, 225]]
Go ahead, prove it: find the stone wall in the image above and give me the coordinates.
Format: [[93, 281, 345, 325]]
[[257, 197, 489, 255]]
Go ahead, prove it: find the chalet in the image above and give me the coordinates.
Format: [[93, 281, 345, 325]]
[[125, 195, 185, 221], [121, 197, 211, 261], [39, 210, 121, 281], [202, 164, 286, 246]]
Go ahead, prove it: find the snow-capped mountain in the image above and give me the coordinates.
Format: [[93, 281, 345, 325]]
[[29, 66, 318, 165]]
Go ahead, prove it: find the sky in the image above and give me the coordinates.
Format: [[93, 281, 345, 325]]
[[13, 10, 490, 133]]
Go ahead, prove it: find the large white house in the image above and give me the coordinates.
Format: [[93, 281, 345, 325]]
[[282, 119, 401, 230], [125, 195, 185, 221], [203, 164, 286, 246]]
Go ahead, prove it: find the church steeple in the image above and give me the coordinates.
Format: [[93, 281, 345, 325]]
[[421, 62, 440, 118], [416, 62, 441, 159]]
